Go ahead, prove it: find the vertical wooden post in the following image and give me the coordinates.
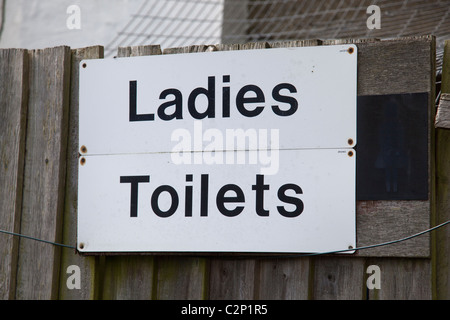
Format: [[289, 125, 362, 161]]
[[58, 46, 104, 300], [100, 45, 161, 300], [15, 46, 71, 299], [0, 48, 29, 300], [435, 40, 450, 299]]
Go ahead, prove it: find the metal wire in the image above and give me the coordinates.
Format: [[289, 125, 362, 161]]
[[1, 219, 449, 255]]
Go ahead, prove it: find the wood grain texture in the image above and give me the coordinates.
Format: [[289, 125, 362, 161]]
[[435, 93, 450, 129], [58, 46, 104, 300], [435, 40, 450, 299], [313, 257, 366, 300], [356, 201, 430, 257], [15, 46, 71, 299], [98, 45, 160, 300], [353, 36, 435, 257], [366, 258, 432, 300], [117, 45, 161, 58], [441, 40, 450, 94], [101, 256, 155, 300], [155, 256, 208, 300], [0, 48, 29, 300], [256, 258, 310, 299], [252, 40, 312, 300], [356, 36, 435, 96], [209, 259, 256, 299]]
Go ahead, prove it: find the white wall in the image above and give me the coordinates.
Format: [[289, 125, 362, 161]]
[[0, 0, 223, 57]]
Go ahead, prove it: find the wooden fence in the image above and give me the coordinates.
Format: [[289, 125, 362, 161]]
[[1, 35, 450, 300]]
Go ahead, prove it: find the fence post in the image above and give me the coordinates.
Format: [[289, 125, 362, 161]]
[[435, 39, 450, 299], [0, 48, 29, 300], [14, 46, 71, 299]]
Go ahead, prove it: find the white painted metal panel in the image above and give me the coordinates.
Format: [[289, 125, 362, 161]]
[[79, 45, 357, 155], [77, 149, 355, 253]]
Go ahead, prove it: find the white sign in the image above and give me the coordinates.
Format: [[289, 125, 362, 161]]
[[78, 45, 357, 253]]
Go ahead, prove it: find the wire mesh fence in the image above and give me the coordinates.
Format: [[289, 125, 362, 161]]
[[105, 0, 450, 73]]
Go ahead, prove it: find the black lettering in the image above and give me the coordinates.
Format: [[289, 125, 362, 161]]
[[277, 183, 304, 217], [185, 174, 193, 217], [271, 83, 298, 116], [129, 80, 154, 121], [236, 84, 265, 117], [216, 184, 245, 217], [120, 175, 150, 217], [222, 75, 230, 117], [151, 185, 179, 218], [188, 76, 215, 119], [200, 174, 209, 217], [158, 88, 183, 120], [252, 174, 270, 216]]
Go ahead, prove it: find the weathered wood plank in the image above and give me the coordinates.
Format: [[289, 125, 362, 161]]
[[58, 46, 104, 300], [366, 258, 432, 299], [435, 93, 450, 129], [163, 44, 211, 55], [206, 41, 271, 300], [155, 256, 208, 300], [15, 46, 71, 299], [99, 45, 161, 300], [117, 45, 161, 57], [441, 40, 450, 94], [356, 201, 430, 257], [0, 48, 29, 300], [146, 44, 212, 300], [356, 36, 435, 96], [253, 39, 312, 300], [101, 256, 154, 300], [354, 36, 435, 257], [435, 39, 450, 299], [270, 39, 322, 47], [312, 257, 366, 300], [256, 258, 310, 299], [209, 259, 256, 299]]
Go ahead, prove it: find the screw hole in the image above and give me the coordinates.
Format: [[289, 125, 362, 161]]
[[348, 47, 354, 54], [80, 145, 87, 153], [79, 243, 85, 250], [348, 151, 354, 157], [348, 138, 354, 145], [82, 63, 87, 68], [80, 157, 86, 165]]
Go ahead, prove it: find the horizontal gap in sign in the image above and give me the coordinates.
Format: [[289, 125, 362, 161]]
[[79, 147, 356, 157]]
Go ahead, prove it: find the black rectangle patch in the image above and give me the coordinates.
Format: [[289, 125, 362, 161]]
[[356, 93, 429, 200]]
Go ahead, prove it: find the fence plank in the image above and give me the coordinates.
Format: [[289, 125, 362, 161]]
[[209, 259, 256, 299], [156, 256, 208, 300], [256, 258, 310, 299], [15, 46, 71, 299], [58, 46, 104, 300], [435, 93, 450, 129], [102, 256, 155, 300], [253, 39, 313, 300], [313, 257, 366, 300], [435, 39, 450, 299], [99, 45, 161, 300], [148, 44, 212, 300], [0, 48, 29, 300], [206, 41, 270, 300], [367, 258, 432, 300], [355, 36, 435, 257]]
